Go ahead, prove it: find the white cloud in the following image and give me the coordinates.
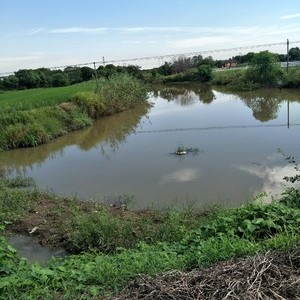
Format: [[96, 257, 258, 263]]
[[280, 13, 300, 20], [26, 28, 46, 36], [236, 163, 300, 200], [0, 53, 46, 63], [172, 36, 233, 48], [48, 27, 108, 34], [159, 168, 200, 185]]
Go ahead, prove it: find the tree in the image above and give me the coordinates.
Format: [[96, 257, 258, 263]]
[[171, 56, 192, 73], [158, 62, 172, 76], [50, 73, 69, 87], [2, 75, 19, 90], [289, 47, 300, 61], [81, 67, 94, 81], [246, 51, 282, 86], [124, 65, 142, 79], [15, 69, 41, 89], [196, 65, 212, 82], [240, 52, 255, 64], [64, 66, 83, 84]]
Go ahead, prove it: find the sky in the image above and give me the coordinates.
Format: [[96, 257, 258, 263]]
[[1, 0, 300, 73]]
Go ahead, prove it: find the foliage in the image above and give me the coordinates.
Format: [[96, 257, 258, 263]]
[[94, 73, 147, 114], [2, 75, 20, 90], [282, 67, 300, 88], [0, 80, 95, 113], [245, 51, 282, 86], [211, 69, 245, 85], [0, 106, 91, 150], [0, 74, 147, 150], [163, 65, 212, 83], [71, 92, 105, 118], [50, 72, 70, 87], [0, 171, 300, 298], [0, 176, 39, 223], [289, 47, 300, 61]]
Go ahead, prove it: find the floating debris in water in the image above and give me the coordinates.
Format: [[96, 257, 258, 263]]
[[172, 146, 202, 156]]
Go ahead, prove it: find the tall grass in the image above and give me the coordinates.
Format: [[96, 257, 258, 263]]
[[72, 73, 147, 118], [0, 74, 147, 150]]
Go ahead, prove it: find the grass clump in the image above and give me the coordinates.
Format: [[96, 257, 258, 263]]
[[0, 106, 91, 149], [0, 176, 39, 224], [72, 73, 148, 118]]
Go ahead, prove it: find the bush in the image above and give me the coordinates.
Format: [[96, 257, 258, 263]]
[[95, 74, 147, 114], [71, 92, 106, 118], [245, 51, 282, 86]]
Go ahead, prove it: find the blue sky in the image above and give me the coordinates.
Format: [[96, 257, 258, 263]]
[[1, 0, 300, 72]]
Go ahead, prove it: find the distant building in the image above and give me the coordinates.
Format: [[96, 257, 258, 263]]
[[222, 61, 238, 68]]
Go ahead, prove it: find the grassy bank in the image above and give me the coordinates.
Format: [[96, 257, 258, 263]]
[[0, 74, 148, 150], [212, 67, 300, 90], [0, 81, 95, 113], [0, 172, 300, 299]]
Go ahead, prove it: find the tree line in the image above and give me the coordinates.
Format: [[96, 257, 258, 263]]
[[1, 47, 300, 91]]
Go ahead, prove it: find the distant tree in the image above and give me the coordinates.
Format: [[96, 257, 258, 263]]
[[35, 69, 50, 87], [241, 52, 255, 64], [277, 53, 287, 62], [289, 47, 300, 61], [246, 51, 282, 85], [200, 56, 215, 68], [124, 65, 142, 79], [191, 55, 203, 66], [81, 66, 94, 81], [97, 64, 121, 78], [50, 73, 69, 87], [171, 56, 192, 73], [2, 75, 19, 90], [15, 69, 41, 89], [64, 66, 83, 84], [158, 62, 172, 76]]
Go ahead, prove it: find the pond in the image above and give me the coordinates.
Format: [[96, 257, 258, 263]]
[[1, 84, 300, 209]]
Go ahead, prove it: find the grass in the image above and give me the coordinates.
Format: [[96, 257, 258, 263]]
[[211, 66, 300, 90], [0, 74, 148, 150], [0, 172, 300, 299], [0, 81, 95, 113]]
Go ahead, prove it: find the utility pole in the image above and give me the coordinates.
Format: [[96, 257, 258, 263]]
[[102, 56, 105, 66], [287, 38, 290, 72], [93, 62, 99, 90]]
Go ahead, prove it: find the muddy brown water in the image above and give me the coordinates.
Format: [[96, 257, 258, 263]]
[[1, 85, 300, 210]]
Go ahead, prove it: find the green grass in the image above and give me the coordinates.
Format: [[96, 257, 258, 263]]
[[0, 81, 95, 113], [0, 173, 300, 299], [212, 66, 300, 90], [0, 74, 148, 150]]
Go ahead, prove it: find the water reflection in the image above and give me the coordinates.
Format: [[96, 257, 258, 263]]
[[213, 86, 300, 122], [237, 163, 300, 200], [0, 104, 149, 171], [8, 234, 66, 266], [159, 168, 200, 185], [152, 84, 215, 105], [1, 86, 300, 209], [244, 96, 279, 122]]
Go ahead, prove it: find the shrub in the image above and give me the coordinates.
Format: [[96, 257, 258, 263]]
[[71, 92, 106, 118], [245, 51, 283, 86]]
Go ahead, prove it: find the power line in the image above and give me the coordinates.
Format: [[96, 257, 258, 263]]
[[135, 123, 300, 134], [1, 39, 299, 76]]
